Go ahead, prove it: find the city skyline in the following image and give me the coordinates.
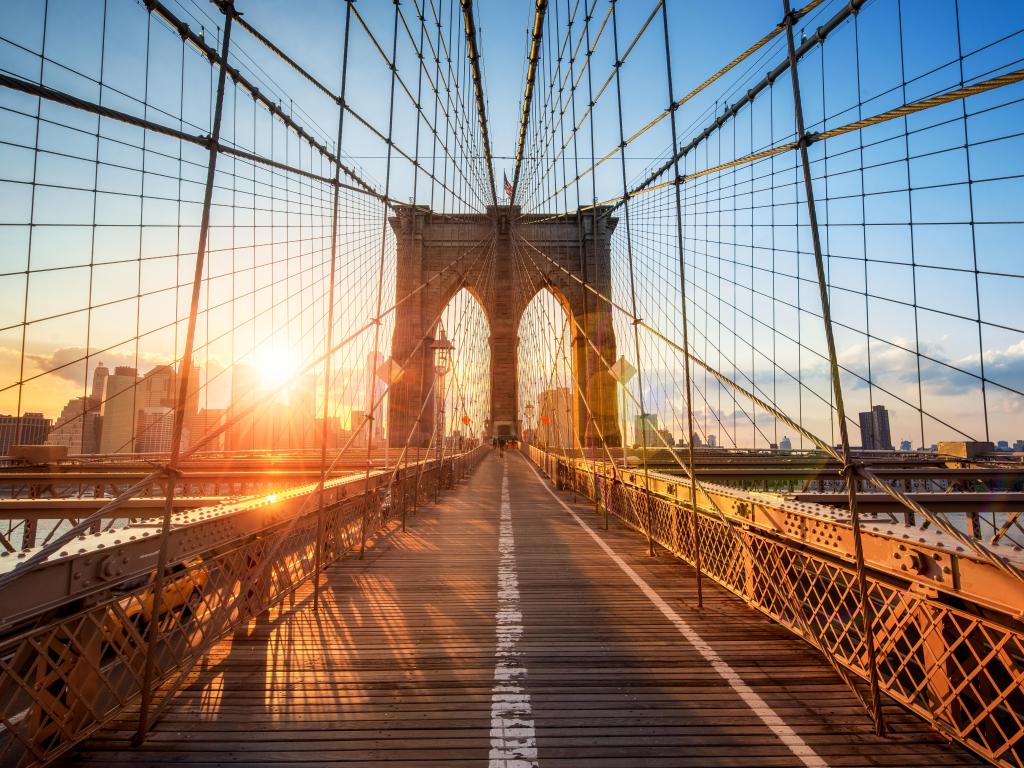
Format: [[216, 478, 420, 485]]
[[1, 0, 1022, 454], [0, 2, 1021, 764]]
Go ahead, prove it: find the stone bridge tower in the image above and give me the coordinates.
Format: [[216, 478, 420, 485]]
[[388, 205, 620, 449]]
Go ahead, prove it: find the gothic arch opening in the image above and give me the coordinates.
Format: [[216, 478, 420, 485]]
[[517, 287, 576, 450], [388, 204, 620, 447], [438, 288, 491, 447]]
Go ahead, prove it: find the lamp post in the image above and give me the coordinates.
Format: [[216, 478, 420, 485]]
[[524, 402, 535, 446], [431, 328, 454, 472]]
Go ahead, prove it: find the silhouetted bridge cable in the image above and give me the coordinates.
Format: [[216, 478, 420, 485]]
[[0, 0, 1022, 767]]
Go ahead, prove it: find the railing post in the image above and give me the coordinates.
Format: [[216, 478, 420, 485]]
[[781, 0, 885, 736], [359, 488, 372, 559], [401, 457, 409, 533], [134, 5, 234, 746], [412, 450, 420, 514]]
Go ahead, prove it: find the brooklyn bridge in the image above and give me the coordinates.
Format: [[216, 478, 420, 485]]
[[0, 0, 1022, 765]]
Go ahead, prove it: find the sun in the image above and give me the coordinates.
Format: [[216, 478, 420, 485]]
[[253, 345, 298, 396]]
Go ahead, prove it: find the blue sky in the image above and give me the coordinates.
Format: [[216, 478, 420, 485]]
[[0, 0, 1022, 450]]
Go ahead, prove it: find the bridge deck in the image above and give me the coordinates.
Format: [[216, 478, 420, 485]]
[[63, 453, 978, 767]]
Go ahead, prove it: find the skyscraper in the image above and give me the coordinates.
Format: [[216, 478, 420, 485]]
[[859, 405, 893, 450], [45, 361, 108, 455], [186, 408, 225, 453], [135, 406, 176, 453], [47, 397, 102, 455], [99, 366, 139, 453], [633, 413, 659, 448], [363, 352, 388, 446], [91, 362, 108, 402], [226, 364, 259, 451], [138, 365, 176, 409], [0, 413, 52, 455], [290, 373, 318, 448], [350, 409, 368, 448]]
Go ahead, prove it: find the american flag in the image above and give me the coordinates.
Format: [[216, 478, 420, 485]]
[[503, 172, 514, 200]]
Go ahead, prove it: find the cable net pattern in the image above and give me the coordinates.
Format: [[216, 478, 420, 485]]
[[0, 0, 1022, 766]]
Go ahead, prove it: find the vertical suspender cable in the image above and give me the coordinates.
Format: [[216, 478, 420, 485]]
[[780, 0, 885, 736], [582, 1, 616, 529], [610, 0, 656, 556], [660, 0, 703, 607], [314, 0, 354, 613], [564, 0, 603, 510], [361, 0, 402, 558], [135, 4, 234, 745]]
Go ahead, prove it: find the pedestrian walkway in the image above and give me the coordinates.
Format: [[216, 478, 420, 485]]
[[63, 452, 978, 767]]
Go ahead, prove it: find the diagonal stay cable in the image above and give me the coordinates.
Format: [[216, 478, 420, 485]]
[[0, 230, 498, 589], [512, 229, 884, 716], [512, 231, 1024, 585]]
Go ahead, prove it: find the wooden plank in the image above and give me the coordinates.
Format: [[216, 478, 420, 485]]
[[60, 452, 981, 767]]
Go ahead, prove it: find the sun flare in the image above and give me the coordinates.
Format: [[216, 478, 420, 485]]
[[253, 346, 299, 395]]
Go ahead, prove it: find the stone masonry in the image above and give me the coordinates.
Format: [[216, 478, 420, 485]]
[[388, 204, 620, 448]]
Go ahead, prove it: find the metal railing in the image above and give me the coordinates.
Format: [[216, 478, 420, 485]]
[[528, 446, 1024, 768], [0, 446, 486, 767]]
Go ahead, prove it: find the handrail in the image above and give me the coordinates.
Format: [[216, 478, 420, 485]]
[[0, 446, 488, 767], [527, 447, 1024, 768]]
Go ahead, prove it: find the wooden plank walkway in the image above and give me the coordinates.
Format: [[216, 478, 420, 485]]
[[63, 451, 980, 767]]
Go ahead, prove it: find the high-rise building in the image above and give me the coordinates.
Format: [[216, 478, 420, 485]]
[[290, 374, 318, 448], [97, 362, 201, 454], [46, 397, 102, 455], [138, 365, 176, 410], [707, 434, 717, 448], [877, 408, 892, 449], [249, 402, 290, 450], [315, 416, 344, 449], [779, 436, 792, 451], [186, 408, 225, 453], [99, 366, 139, 453], [633, 413, 659, 449], [135, 406, 176, 453], [858, 411, 872, 449], [226, 364, 259, 451], [0, 413, 52, 455], [91, 362, 108, 402], [350, 409, 368, 448], [858, 405, 893, 450], [359, 352, 390, 447]]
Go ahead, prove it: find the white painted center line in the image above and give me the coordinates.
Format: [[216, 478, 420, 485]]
[[489, 458, 540, 768], [520, 454, 829, 768]]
